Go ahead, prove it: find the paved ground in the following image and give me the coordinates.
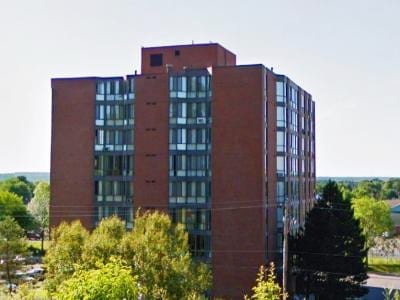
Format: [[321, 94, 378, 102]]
[[367, 273, 400, 289], [362, 273, 400, 300]]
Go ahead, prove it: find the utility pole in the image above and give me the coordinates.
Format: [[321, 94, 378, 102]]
[[282, 200, 289, 300]]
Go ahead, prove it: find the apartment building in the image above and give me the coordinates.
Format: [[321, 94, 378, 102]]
[[51, 43, 316, 299]]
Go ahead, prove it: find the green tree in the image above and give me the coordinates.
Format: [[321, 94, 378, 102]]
[[16, 176, 35, 196], [0, 216, 28, 294], [0, 190, 34, 230], [120, 211, 212, 299], [0, 177, 33, 203], [316, 181, 326, 196], [12, 282, 50, 300], [352, 197, 394, 248], [382, 178, 400, 199], [45, 213, 211, 298], [338, 182, 354, 202], [291, 180, 368, 299], [82, 215, 126, 268], [44, 220, 89, 292], [244, 262, 287, 300], [55, 257, 140, 300], [27, 181, 50, 253], [353, 179, 384, 199]]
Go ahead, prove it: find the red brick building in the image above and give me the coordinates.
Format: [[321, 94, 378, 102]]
[[51, 43, 316, 299]]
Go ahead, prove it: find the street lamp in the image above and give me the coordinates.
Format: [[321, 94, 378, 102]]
[[282, 199, 289, 300]]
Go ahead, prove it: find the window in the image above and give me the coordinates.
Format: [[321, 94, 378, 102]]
[[96, 105, 105, 125], [276, 81, 286, 103], [291, 157, 298, 176], [177, 128, 186, 144], [114, 80, 121, 95], [187, 103, 197, 118], [276, 81, 285, 96], [105, 105, 113, 123], [290, 86, 298, 109], [105, 130, 114, 145], [95, 129, 133, 151], [169, 77, 177, 97], [169, 181, 209, 204], [106, 81, 112, 95], [128, 77, 135, 93], [169, 75, 210, 98], [169, 154, 209, 177], [277, 131, 285, 152], [198, 76, 207, 97], [188, 234, 210, 258], [188, 76, 197, 98], [171, 208, 210, 231], [277, 206, 284, 228], [277, 233, 283, 251], [114, 105, 124, 125], [115, 130, 123, 145], [95, 180, 133, 203], [177, 76, 187, 98], [124, 130, 134, 145], [95, 180, 103, 200], [126, 104, 134, 125], [290, 110, 298, 132], [277, 181, 285, 201], [97, 82, 105, 95], [95, 129, 104, 146], [277, 156, 286, 177], [150, 54, 163, 67], [277, 106, 286, 127]]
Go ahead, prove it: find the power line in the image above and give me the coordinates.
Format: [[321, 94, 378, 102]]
[[1, 202, 351, 212]]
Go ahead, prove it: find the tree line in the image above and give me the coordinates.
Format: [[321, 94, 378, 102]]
[[318, 178, 395, 248], [2, 176, 394, 299], [317, 177, 400, 200]]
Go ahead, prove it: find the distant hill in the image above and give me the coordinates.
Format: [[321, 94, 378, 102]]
[[0, 174, 397, 184], [0, 172, 50, 182], [317, 176, 397, 182]]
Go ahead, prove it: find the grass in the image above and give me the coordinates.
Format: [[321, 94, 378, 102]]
[[0, 283, 49, 300], [27, 240, 50, 252], [368, 256, 400, 275]]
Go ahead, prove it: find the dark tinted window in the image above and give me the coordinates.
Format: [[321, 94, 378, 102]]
[[150, 54, 163, 67]]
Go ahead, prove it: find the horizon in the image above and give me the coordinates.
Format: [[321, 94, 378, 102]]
[[1, 171, 399, 180]]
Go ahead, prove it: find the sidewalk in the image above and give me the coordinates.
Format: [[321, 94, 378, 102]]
[[363, 273, 400, 300]]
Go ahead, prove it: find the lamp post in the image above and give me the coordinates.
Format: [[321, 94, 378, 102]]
[[3, 237, 13, 294], [282, 200, 289, 300]]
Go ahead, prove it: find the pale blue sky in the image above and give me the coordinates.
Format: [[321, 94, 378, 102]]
[[0, 0, 399, 176]]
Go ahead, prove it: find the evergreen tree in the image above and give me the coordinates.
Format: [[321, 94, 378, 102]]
[[291, 180, 368, 299]]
